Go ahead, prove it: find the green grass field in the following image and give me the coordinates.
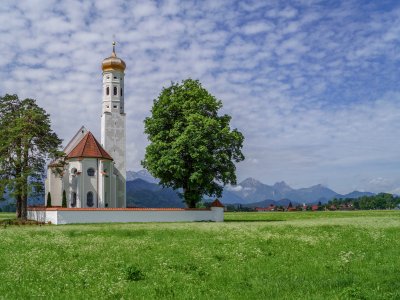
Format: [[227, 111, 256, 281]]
[[0, 211, 399, 299], [0, 212, 14, 220]]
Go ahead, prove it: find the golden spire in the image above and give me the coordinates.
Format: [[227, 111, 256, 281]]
[[112, 41, 116, 57], [102, 41, 126, 72]]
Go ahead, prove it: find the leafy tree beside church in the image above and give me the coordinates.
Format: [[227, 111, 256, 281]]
[[0, 94, 63, 220], [142, 79, 245, 208]]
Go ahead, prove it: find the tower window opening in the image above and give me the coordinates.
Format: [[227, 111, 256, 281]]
[[106, 87, 109, 95], [106, 76, 110, 79], [114, 76, 117, 79], [113, 105, 117, 108], [121, 88, 123, 96], [114, 86, 117, 95], [87, 191, 94, 207]]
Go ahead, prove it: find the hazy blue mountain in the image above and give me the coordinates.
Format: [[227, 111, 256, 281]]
[[225, 177, 275, 203], [126, 170, 159, 184], [219, 189, 249, 204], [126, 179, 184, 208], [125, 171, 376, 207], [340, 191, 375, 199], [243, 198, 300, 208], [227, 178, 339, 204], [285, 184, 339, 204]]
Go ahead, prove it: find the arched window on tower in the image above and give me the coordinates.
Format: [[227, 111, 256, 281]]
[[87, 192, 94, 207], [106, 87, 109, 95], [114, 86, 117, 95], [120, 88, 123, 96]]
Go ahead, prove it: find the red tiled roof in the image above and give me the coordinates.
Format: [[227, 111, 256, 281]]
[[211, 199, 224, 207], [67, 131, 112, 160]]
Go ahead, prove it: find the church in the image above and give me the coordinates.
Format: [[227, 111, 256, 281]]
[[45, 43, 127, 208]]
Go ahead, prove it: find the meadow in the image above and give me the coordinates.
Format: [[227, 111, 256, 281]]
[[0, 211, 399, 299]]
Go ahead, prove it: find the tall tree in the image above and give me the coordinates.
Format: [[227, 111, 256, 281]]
[[0, 94, 63, 220], [142, 79, 245, 208]]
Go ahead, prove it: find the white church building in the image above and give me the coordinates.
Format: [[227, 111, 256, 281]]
[[33, 43, 224, 224], [45, 43, 126, 208]]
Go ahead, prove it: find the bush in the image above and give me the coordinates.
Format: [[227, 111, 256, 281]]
[[46, 192, 52, 207], [62, 190, 67, 208], [124, 265, 144, 281]]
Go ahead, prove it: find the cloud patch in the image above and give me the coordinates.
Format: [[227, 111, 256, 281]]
[[0, 0, 400, 194]]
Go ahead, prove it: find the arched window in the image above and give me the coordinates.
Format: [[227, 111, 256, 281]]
[[71, 192, 77, 207], [87, 192, 94, 207], [106, 87, 109, 95], [87, 168, 95, 176], [114, 86, 117, 95], [71, 168, 77, 175], [120, 88, 123, 96]]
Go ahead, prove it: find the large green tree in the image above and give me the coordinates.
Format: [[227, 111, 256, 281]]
[[0, 94, 63, 220], [142, 79, 245, 208]]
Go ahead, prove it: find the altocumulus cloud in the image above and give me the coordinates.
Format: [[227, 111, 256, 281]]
[[1, 0, 400, 194]]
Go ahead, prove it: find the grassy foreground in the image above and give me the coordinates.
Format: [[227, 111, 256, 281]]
[[0, 211, 399, 299]]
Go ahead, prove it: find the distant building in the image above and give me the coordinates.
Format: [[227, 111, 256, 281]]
[[256, 204, 276, 212], [311, 205, 319, 211]]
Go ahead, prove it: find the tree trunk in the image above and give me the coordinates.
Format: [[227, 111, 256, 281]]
[[21, 147, 29, 221], [16, 195, 22, 219], [183, 186, 199, 208], [21, 194, 28, 221]]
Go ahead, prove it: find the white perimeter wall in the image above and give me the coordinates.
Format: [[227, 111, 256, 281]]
[[28, 207, 224, 225]]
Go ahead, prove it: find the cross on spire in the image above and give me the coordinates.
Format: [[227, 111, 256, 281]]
[[112, 41, 116, 57]]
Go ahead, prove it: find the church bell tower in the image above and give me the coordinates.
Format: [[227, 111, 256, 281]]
[[101, 42, 126, 207]]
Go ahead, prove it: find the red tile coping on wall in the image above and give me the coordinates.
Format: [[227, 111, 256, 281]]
[[211, 199, 224, 207], [28, 207, 211, 211]]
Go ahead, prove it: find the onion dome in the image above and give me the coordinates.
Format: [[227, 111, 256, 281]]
[[101, 42, 126, 72]]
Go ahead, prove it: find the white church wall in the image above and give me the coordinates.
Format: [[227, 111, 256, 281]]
[[80, 158, 99, 208], [47, 168, 63, 206], [68, 160, 82, 207], [27, 207, 224, 225], [98, 159, 113, 208]]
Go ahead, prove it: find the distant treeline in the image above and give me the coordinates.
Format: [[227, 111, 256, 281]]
[[217, 193, 400, 212], [328, 193, 399, 210], [0, 203, 16, 212]]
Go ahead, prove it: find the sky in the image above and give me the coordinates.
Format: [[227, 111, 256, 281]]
[[1, 0, 400, 194]]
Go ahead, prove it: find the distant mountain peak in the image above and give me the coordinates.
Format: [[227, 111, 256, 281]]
[[126, 170, 159, 184], [240, 177, 263, 186], [273, 181, 292, 189]]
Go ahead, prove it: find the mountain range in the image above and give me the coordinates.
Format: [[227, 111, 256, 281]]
[[0, 170, 374, 209], [126, 170, 374, 207]]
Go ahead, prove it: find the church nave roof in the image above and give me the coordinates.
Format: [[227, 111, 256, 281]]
[[67, 131, 113, 160]]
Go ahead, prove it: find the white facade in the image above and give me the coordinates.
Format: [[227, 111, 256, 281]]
[[45, 141, 116, 208], [28, 207, 224, 224]]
